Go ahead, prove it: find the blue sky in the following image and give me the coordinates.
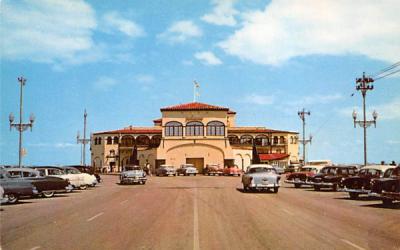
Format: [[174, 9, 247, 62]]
[[1, 0, 399, 165]]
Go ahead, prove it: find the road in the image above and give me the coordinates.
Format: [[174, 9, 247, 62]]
[[1, 175, 399, 250]]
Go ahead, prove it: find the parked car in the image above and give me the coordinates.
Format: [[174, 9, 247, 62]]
[[309, 165, 358, 191], [204, 164, 223, 176], [70, 165, 102, 183], [0, 169, 39, 204], [340, 165, 395, 199], [285, 165, 325, 188], [155, 165, 177, 176], [120, 165, 147, 184], [177, 164, 198, 176], [369, 166, 400, 206], [33, 166, 86, 190], [223, 165, 241, 176], [242, 164, 281, 193], [62, 166, 98, 188], [5, 167, 71, 198], [272, 165, 285, 175]]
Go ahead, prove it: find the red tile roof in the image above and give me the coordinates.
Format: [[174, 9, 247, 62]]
[[94, 127, 162, 135], [259, 153, 290, 161], [228, 127, 297, 134], [153, 118, 162, 122], [160, 102, 230, 111]]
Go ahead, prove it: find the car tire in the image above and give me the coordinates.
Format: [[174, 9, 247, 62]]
[[314, 186, 320, 191], [194, 174, 197, 176], [79, 185, 87, 190], [349, 192, 359, 199], [42, 191, 55, 198], [382, 198, 393, 206], [273, 187, 279, 193], [7, 194, 19, 204], [243, 184, 248, 192], [332, 184, 338, 192], [294, 183, 302, 188]]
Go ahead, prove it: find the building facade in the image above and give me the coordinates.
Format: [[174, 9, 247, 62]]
[[91, 102, 299, 173]]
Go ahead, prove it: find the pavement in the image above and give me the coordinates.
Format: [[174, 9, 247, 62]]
[[0, 175, 399, 250]]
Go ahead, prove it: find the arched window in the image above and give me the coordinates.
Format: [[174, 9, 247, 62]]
[[255, 135, 269, 146], [150, 135, 161, 147], [290, 136, 293, 144], [280, 136, 285, 144], [136, 135, 150, 146], [186, 121, 204, 136], [273, 136, 278, 144], [276, 149, 282, 154], [107, 136, 112, 145], [98, 137, 102, 145], [113, 136, 119, 144], [207, 121, 225, 136], [240, 135, 253, 145], [94, 137, 98, 145], [121, 135, 135, 147], [165, 121, 183, 136], [228, 135, 240, 145]]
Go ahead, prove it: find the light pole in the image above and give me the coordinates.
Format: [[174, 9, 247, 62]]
[[9, 77, 35, 168], [353, 72, 377, 166], [77, 109, 90, 166], [298, 108, 312, 165]]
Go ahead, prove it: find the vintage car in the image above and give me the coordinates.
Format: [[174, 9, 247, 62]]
[[120, 165, 147, 184], [62, 166, 98, 188], [369, 166, 400, 206], [155, 165, 177, 176], [204, 164, 223, 176], [242, 164, 281, 193], [309, 165, 358, 191], [285, 165, 325, 188], [223, 165, 241, 176], [5, 167, 72, 198], [177, 164, 198, 176], [340, 165, 395, 199], [33, 166, 86, 190], [70, 165, 102, 183], [0, 169, 39, 203]]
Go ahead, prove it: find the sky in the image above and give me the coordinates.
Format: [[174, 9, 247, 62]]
[[1, 0, 399, 166]]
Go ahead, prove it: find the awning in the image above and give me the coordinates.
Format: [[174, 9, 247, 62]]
[[259, 153, 289, 161]]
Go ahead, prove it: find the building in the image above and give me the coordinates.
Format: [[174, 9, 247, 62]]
[[91, 102, 299, 173]]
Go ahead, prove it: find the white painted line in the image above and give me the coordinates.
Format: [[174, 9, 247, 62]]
[[120, 200, 128, 204], [193, 189, 200, 250], [30, 246, 41, 250], [340, 239, 366, 250], [282, 209, 294, 216], [87, 212, 104, 222]]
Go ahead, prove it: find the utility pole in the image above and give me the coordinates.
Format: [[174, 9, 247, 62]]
[[9, 77, 35, 168], [298, 108, 312, 165], [352, 72, 377, 167], [77, 109, 90, 166]]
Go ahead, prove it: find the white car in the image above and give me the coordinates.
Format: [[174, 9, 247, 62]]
[[35, 166, 87, 190], [242, 164, 281, 193], [63, 166, 98, 188]]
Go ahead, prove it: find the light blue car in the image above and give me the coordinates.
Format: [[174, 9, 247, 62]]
[[242, 164, 281, 193]]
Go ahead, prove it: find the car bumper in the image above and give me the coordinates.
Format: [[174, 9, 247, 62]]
[[249, 183, 280, 189], [338, 188, 370, 194], [285, 179, 313, 185], [121, 177, 147, 183], [381, 191, 400, 200], [312, 182, 335, 188]]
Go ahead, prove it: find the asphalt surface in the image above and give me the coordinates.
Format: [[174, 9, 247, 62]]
[[1, 175, 399, 250]]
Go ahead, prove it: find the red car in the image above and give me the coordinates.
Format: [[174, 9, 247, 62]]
[[284, 165, 324, 188], [223, 165, 241, 176]]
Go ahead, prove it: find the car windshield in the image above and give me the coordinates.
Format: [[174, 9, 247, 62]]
[[320, 167, 336, 174], [248, 167, 276, 174], [66, 168, 80, 174], [48, 169, 64, 175]]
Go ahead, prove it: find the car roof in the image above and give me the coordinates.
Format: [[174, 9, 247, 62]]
[[160, 165, 174, 167], [361, 165, 396, 172], [301, 165, 325, 170], [248, 164, 274, 169], [4, 167, 38, 172]]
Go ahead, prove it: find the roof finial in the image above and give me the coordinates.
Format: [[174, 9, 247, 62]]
[[193, 80, 200, 102]]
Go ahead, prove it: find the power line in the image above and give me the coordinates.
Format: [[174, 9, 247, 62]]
[[371, 61, 400, 78], [374, 68, 400, 81]]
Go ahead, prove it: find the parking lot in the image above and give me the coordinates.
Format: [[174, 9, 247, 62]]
[[1, 174, 399, 250]]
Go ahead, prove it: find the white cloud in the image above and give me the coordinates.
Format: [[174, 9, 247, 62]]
[[103, 11, 144, 37], [1, 0, 97, 64], [201, 0, 238, 26], [27, 142, 78, 148], [93, 76, 118, 91], [158, 20, 202, 43], [386, 140, 400, 145], [243, 94, 275, 105], [194, 51, 222, 65], [136, 74, 154, 83], [338, 98, 400, 120], [219, 0, 400, 65]]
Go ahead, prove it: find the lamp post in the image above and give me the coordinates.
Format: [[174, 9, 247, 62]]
[[77, 109, 90, 166], [9, 77, 35, 168], [298, 108, 312, 165], [352, 73, 377, 167]]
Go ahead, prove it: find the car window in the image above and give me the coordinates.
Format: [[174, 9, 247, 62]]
[[348, 168, 356, 175], [8, 171, 22, 177], [248, 167, 276, 174], [48, 169, 63, 175]]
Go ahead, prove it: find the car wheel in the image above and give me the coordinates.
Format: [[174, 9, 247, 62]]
[[142, 181, 146, 185], [382, 198, 393, 206], [42, 191, 55, 198], [294, 183, 302, 188], [273, 187, 279, 193], [7, 194, 19, 204], [314, 186, 320, 191], [79, 185, 87, 190], [194, 174, 197, 176], [349, 192, 359, 199], [243, 184, 248, 192], [332, 184, 338, 191]]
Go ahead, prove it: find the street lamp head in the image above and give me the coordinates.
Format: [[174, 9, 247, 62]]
[[372, 110, 378, 120], [352, 110, 357, 120], [9, 113, 15, 123], [29, 113, 35, 124]]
